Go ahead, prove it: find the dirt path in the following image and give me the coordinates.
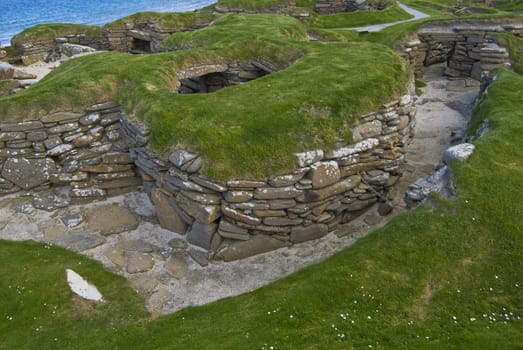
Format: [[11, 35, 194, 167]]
[[392, 64, 479, 204]]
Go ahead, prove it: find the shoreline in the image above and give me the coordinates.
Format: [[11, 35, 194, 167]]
[[0, 0, 216, 46]]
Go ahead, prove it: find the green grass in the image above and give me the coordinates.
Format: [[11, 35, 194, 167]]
[[11, 23, 101, 45], [103, 11, 218, 30], [0, 14, 409, 180], [312, 3, 414, 28], [215, 0, 296, 11], [0, 240, 148, 349], [1, 68, 522, 350]]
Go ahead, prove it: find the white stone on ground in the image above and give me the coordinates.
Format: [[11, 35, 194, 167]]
[[66, 268, 104, 302]]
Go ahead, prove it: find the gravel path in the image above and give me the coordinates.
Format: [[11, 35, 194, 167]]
[[340, 2, 430, 33]]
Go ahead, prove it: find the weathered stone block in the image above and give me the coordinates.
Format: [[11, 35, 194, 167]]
[[290, 224, 329, 243], [177, 194, 221, 224], [227, 179, 266, 188], [187, 221, 218, 250], [352, 120, 382, 142], [254, 186, 302, 200], [310, 161, 341, 189], [224, 190, 253, 203], [169, 149, 198, 167], [294, 149, 324, 167], [221, 205, 262, 226], [80, 164, 132, 173], [180, 190, 221, 205], [41, 112, 81, 123], [102, 152, 132, 164], [151, 189, 188, 234], [1, 157, 55, 189], [302, 175, 361, 202], [263, 217, 303, 226], [215, 234, 289, 261]]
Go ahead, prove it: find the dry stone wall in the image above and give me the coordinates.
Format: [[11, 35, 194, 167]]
[[399, 20, 521, 79], [0, 101, 141, 207], [102, 18, 213, 53], [122, 93, 416, 261], [14, 33, 104, 65]]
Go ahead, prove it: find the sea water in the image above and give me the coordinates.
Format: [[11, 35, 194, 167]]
[[0, 0, 215, 46]]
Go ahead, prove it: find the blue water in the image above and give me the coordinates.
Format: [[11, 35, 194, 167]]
[[0, 0, 216, 46]]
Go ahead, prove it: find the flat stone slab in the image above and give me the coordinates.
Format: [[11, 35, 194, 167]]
[[1, 158, 56, 190], [86, 204, 139, 235], [51, 232, 106, 252], [126, 252, 155, 274], [166, 253, 188, 279]]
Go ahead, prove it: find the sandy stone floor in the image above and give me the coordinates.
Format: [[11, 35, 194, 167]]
[[0, 64, 479, 315]]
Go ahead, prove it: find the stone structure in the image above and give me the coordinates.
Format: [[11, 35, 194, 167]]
[[101, 17, 214, 53], [314, 0, 364, 14], [121, 93, 416, 261], [13, 33, 104, 65], [0, 93, 416, 261], [313, 0, 390, 14], [0, 101, 141, 205], [399, 20, 522, 79], [176, 61, 278, 94]]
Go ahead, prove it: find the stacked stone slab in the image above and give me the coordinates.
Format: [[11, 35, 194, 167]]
[[177, 62, 276, 93], [13, 33, 104, 65], [101, 18, 214, 53], [399, 20, 521, 79], [121, 93, 416, 261], [313, 0, 385, 14], [0, 102, 140, 201]]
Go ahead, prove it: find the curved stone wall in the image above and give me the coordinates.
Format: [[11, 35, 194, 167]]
[[0, 89, 415, 260], [121, 92, 416, 261]]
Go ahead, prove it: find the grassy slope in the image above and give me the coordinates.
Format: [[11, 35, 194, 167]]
[[215, 0, 296, 10], [11, 23, 101, 44], [0, 14, 409, 180], [312, 3, 414, 28], [0, 240, 148, 349], [103, 11, 218, 30], [1, 68, 521, 349]]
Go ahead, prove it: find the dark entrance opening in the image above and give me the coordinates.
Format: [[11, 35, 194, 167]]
[[132, 38, 152, 53], [178, 65, 270, 94]]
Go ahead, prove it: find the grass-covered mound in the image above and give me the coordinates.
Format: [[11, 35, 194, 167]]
[[2, 67, 522, 349], [103, 11, 219, 31], [11, 23, 101, 45], [0, 14, 410, 180], [215, 0, 297, 11], [311, 2, 414, 28]]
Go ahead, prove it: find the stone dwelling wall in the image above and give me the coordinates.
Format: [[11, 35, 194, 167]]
[[13, 33, 104, 65], [314, 0, 361, 14], [0, 88, 416, 260], [399, 20, 522, 79], [121, 93, 416, 261], [0, 101, 141, 206], [101, 18, 214, 53]]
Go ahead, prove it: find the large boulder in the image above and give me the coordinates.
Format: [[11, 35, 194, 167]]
[[443, 143, 475, 164]]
